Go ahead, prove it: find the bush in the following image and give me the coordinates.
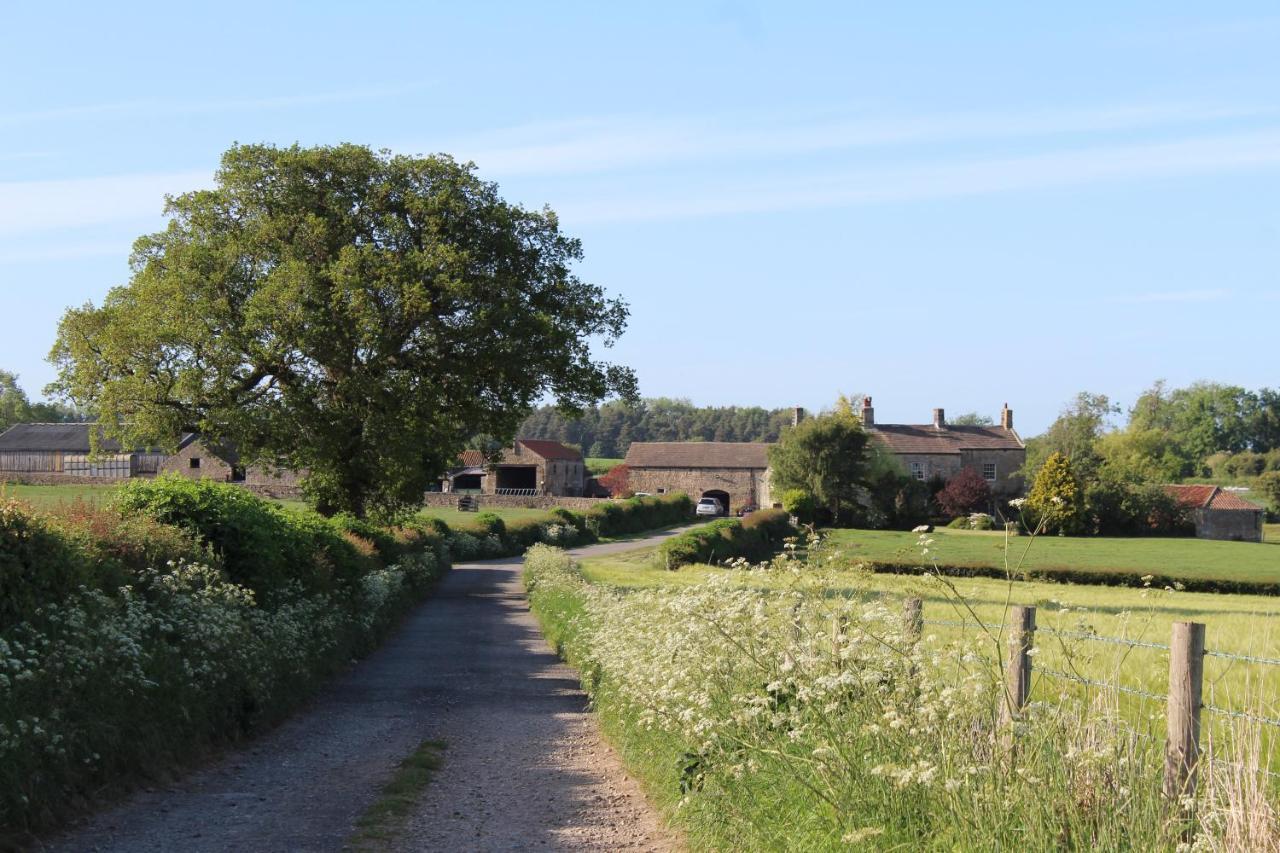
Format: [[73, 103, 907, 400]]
[[115, 476, 365, 598], [657, 510, 796, 570], [935, 468, 992, 518], [1257, 471, 1280, 512], [582, 493, 693, 537], [781, 489, 816, 524], [0, 500, 92, 630]]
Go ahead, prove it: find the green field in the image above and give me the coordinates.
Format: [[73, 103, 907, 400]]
[[824, 527, 1280, 586], [585, 456, 623, 476]]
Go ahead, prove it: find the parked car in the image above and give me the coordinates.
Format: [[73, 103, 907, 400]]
[[695, 497, 725, 517]]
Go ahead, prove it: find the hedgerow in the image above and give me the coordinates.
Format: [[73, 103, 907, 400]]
[[656, 508, 795, 570]]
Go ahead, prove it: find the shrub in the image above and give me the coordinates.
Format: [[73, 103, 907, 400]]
[[473, 512, 506, 537], [946, 516, 970, 529], [582, 493, 692, 537], [1257, 471, 1280, 512], [781, 489, 816, 524], [657, 511, 796, 570], [115, 476, 364, 597], [0, 500, 92, 630], [935, 467, 992, 517], [1024, 452, 1085, 535]]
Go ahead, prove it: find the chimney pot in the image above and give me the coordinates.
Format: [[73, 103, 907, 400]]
[[1001, 404, 1014, 430], [860, 396, 875, 428], [792, 406, 806, 427], [933, 408, 946, 429]]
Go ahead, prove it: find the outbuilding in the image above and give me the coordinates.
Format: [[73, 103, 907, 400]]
[[0, 422, 165, 478], [623, 441, 773, 514], [1163, 484, 1265, 543]]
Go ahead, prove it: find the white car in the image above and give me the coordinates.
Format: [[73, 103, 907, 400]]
[[695, 497, 725, 517]]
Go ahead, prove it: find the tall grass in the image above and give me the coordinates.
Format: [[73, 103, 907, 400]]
[[525, 540, 1280, 850]]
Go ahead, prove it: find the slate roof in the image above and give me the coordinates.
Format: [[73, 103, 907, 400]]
[[624, 441, 772, 469], [0, 423, 127, 453], [1164, 484, 1263, 512], [868, 425, 1024, 455], [515, 439, 583, 461]]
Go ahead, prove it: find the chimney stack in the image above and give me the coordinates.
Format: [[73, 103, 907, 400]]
[[1001, 403, 1013, 430], [861, 396, 875, 428], [792, 406, 806, 427], [933, 408, 946, 430]]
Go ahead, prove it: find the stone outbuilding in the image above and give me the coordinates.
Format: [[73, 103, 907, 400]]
[[858, 398, 1026, 496], [442, 440, 586, 497], [623, 442, 773, 514], [1163, 485, 1265, 542]]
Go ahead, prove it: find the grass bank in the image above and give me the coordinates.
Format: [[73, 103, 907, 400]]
[[824, 527, 1280, 593], [526, 539, 1280, 850]]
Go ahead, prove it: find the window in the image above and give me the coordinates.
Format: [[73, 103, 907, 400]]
[[909, 461, 925, 481], [983, 463, 997, 482], [189, 457, 201, 470], [657, 488, 667, 494]]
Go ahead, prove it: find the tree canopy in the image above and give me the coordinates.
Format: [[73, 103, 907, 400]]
[[768, 409, 870, 525], [49, 143, 635, 517]]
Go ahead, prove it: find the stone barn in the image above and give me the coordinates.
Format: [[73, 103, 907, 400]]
[[623, 442, 773, 514], [858, 398, 1026, 496], [442, 440, 586, 497], [0, 423, 165, 479], [159, 433, 239, 482], [1163, 485, 1265, 542]]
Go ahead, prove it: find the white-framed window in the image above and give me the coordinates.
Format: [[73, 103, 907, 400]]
[[983, 463, 997, 482], [910, 461, 925, 481]]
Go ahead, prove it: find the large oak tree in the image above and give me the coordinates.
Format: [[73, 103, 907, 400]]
[[50, 143, 636, 517]]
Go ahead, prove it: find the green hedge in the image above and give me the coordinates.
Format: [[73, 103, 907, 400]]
[[657, 508, 796, 570]]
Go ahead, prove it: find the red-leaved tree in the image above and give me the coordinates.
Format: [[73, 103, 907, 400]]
[[598, 463, 631, 497], [936, 467, 992, 517]]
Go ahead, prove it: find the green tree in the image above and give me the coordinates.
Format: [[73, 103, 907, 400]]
[[768, 409, 870, 525], [1024, 451, 1085, 534], [49, 143, 636, 518], [0, 370, 32, 432], [1022, 392, 1118, 480], [950, 411, 994, 426], [1257, 471, 1280, 512]]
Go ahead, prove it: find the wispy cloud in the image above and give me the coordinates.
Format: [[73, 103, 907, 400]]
[[553, 129, 1280, 223], [0, 82, 433, 127], [0, 170, 210, 235], [451, 102, 1276, 177], [1110, 289, 1232, 305]]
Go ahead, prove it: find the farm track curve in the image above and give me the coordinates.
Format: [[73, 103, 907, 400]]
[[47, 532, 687, 853]]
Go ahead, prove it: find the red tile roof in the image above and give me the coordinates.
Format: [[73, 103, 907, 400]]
[[868, 425, 1024, 455], [515, 439, 583, 461], [459, 450, 487, 468], [625, 442, 772, 469], [1163, 485, 1263, 512]]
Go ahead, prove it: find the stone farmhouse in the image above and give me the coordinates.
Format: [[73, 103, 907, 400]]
[[441, 439, 586, 497], [1163, 484, 1265, 543], [624, 441, 773, 514], [859, 398, 1026, 496]]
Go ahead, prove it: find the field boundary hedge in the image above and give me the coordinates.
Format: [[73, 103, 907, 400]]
[[656, 509, 795, 570], [858, 558, 1280, 597]]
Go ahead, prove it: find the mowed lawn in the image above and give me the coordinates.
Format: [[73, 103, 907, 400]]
[[3, 481, 562, 527], [825, 527, 1280, 586]]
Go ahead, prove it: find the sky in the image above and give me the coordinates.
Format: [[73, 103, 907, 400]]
[[2, 2, 1278, 435]]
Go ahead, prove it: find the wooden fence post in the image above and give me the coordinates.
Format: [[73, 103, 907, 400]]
[[1164, 621, 1206, 809], [999, 606, 1036, 734], [902, 597, 923, 645]]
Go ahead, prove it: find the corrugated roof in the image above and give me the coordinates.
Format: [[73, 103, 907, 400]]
[[1163, 484, 1263, 512], [515, 439, 582, 461], [869, 425, 1024, 455], [0, 423, 126, 453], [625, 441, 772, 469], [1163, 484, 1218, 509]]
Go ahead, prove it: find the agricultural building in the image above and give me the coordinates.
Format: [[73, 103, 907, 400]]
[[1163, 484, 1265, 543], [0, 422, 165, 478], [623, 441, 773, 514], [442, 439, 586, 496]]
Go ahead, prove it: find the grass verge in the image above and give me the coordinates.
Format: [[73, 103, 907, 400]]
[[349, 739, 447, 849]]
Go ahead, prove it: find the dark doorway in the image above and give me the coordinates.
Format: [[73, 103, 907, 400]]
[[452, 473, 483, 492], [702, 489, 731, 515], [496, 465, 538, 492]]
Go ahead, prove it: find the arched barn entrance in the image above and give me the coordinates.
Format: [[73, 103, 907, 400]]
[[702, 489, 731, 515]]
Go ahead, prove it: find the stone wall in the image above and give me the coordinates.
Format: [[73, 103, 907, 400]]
[[421, 492, 606, 511], [625, 466, 772, 513], [893, 448, 1025, 496], [0, 471, 136, 486], [160, 441, 235, 482], [1193, 508, 1264, 542]]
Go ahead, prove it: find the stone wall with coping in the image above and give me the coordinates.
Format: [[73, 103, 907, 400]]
[[422, 492, 607, 511], [1, 471, 136, 486]]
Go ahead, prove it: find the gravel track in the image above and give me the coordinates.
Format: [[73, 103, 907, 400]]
[[47, 533, 686, 853]]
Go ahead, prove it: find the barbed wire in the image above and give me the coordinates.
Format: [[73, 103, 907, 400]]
[[1204, 649, 1280, 668], [1203, 703, 1280, 730], [1038, 628, 1170, 651], [1035, 666, 1167, 703], [1202, 755, 1280, 781]]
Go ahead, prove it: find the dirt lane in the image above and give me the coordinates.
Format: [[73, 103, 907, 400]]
[[48, 531, 687, 853]]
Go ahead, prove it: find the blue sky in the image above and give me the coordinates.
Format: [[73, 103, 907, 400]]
[[2, 2, 1278, 435]]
